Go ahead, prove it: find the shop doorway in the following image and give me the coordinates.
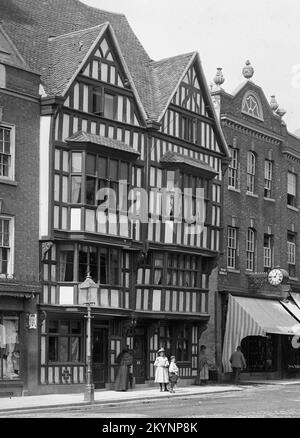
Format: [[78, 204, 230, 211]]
[[133, 327, 146, 384], [92, 326, 108, 389]]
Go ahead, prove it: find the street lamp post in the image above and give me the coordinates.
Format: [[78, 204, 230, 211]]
[[79, 274, 98, 403]]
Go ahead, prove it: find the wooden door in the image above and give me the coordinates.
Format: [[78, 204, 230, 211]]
[[92, 327, 108, 389], [133, 328, 146, 384]]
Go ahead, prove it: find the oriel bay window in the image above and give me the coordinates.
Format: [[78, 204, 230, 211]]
[[58, 244, 121, 285], [137, 252, 200, 288]]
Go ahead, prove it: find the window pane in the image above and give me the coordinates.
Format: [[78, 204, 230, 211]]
[[100, 248, 108, 284], [59, 337, 69, 362], [71, 153, 82, 173], [86, 177, 96, 205], [110, 160, 118, 181], [48, 337, 58, 362], [71, 337, 80, 362], [60, 321, 69, 335], [86, 154, 96, 175], [104, 93, 114, 119], [110, 249, 119, 284], [59, 250, 74, 282], [98, 157, 107, 178], [71, 176, 82, 203], [49, 320, 59, 333]]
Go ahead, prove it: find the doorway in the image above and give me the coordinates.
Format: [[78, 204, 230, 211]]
[[133, 327, 146, 383], [92, 326, 108, 389]]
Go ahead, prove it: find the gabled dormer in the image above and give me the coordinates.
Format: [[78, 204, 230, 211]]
[[152, 53, 229, 159]]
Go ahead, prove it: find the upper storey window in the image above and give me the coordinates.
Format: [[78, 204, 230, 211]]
[[242, 92, 263, 120]]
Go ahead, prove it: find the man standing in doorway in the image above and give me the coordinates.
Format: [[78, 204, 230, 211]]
[[230, 346, 246, 385]]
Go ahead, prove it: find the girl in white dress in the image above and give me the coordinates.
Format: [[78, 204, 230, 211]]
[[154, 348, 169, 391]]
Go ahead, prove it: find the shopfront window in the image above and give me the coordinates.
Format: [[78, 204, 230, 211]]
[[47, 320, 83, 363], [0, 313, 20, 380], [241, 335, 276, 372]]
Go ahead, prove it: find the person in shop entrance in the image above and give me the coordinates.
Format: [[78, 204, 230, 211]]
[[154, 348, 169, 391], [198, 345, 210, 384], [230, 346, 247, 385], [114, 345, 133, 391]]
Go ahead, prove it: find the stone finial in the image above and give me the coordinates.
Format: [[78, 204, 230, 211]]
[[269, 95, 279, 112], [242, 60, 254, 79], [213, 67, 225, 87], [276, 107, 286, 118]]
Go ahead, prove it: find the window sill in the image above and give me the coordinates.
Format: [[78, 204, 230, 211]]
[[287, 205, 299, 212], [228, 187, 240, 193], [246, 192, 258, 198], [264, 197, 275, 203], [0, 178, 18, 187], [226, 268, 240, 274]]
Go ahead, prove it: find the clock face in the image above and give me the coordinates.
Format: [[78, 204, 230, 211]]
[[268, 269, 283, 286]]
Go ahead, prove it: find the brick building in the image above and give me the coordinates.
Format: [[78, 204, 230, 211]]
[[0, 0, 230, 394], [203, 62, 300, 381], [0, 26, 41, 396]]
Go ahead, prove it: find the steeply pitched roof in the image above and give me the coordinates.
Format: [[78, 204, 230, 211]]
[[66, 131, 140, 156], [0, 0, 229, 158], [45, 24, 108, 96]]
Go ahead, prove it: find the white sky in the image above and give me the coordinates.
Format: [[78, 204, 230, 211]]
[[81, 0, 300, 133]]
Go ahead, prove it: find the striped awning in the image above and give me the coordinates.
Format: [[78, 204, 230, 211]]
[[222, 295, 300, 373]]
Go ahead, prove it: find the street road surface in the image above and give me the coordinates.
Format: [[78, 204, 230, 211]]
[[1, 384, 300, 418]]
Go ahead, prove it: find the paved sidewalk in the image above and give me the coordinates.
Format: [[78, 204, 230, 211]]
[[0, 384, 243, 413]]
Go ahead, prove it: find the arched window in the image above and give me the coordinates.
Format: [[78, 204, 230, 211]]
[[242, 92, 263, 120]]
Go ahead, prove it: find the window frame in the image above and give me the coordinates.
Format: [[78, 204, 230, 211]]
[[46, 319, 84, 365], [228, 147, 239, 190], [246, 228, 255, 271], [0, 123, 15, 181], [246, 151, 256, 194], [287, 172, 297, 207], [287, 233, 296, 278], [263, 234, 273, 272], [227, 226, 238, 269], [0, 216, 14, 276], [264, 159, 273, 198]]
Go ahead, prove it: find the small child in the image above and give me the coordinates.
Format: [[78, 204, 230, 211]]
[[168, 356, 179, 393]]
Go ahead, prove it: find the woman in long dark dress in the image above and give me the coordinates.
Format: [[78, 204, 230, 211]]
[[114, 346, 133, 391]]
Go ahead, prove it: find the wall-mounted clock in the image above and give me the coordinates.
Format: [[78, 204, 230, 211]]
[[268, 268, 284, 286]]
